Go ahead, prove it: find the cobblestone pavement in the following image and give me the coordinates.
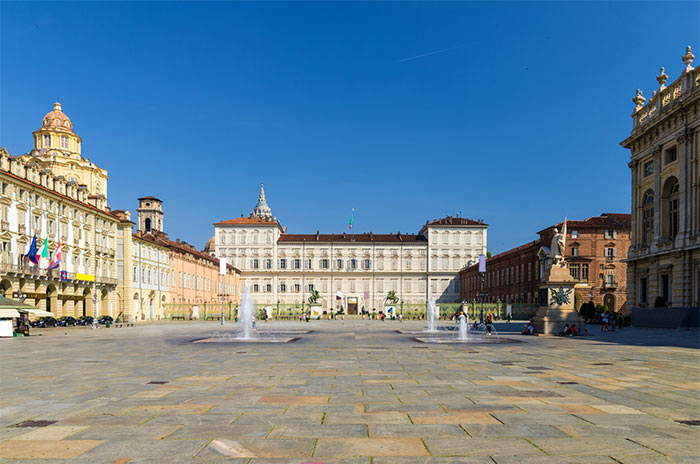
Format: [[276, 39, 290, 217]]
[[1, 320, 699, 463]]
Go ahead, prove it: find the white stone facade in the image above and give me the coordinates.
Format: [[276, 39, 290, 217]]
[[212, 186, 487, 312]]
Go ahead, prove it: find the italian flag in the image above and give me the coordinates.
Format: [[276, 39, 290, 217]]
[[48, 243, 62, 270], [349, 208, 354, 231], [37, 239, 49, 268]]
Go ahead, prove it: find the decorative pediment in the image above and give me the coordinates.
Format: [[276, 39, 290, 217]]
[[0, 230, 11, 240]]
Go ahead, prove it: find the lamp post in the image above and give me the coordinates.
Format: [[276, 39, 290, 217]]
[[92, 282, 100, 329], [13, 288, 26, 303], [478, 254, 486, 323]]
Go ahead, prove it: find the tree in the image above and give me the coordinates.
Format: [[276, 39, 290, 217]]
[[653, 296, 667, 308], [486, 251, 492, 258], [579, 301, 596, 322]]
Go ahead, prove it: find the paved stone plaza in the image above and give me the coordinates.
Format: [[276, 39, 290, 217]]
[[1, 321, 699, 463]]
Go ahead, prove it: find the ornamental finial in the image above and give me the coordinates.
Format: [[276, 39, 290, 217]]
[[633, 89, 646, 112], [682, 46, 694, 72], [656, 67, 668, 90]]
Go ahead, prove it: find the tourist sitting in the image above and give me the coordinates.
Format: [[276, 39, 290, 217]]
[[568, 325, 577, 337], [559, 324, 570, 336], [522, 322, 534, 335]]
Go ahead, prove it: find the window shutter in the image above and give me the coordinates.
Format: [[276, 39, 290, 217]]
[[612, 248, 617, 257]]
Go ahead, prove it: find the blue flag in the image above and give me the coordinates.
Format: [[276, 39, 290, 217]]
[[26, 235, 38, 265]]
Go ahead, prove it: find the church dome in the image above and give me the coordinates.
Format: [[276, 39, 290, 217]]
[[204, 236, 216, 254], [40, 102, 74, 132]]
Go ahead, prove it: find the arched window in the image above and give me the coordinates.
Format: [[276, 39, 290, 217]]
[[642, 189, 654, 246], [145, 218, 152, 232], [662, 177, 680, 241]]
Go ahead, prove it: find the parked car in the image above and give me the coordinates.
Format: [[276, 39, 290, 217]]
[[76, 316, 94, 326], [97, 315, 113, 325], [56, 316, 78, 327], [30, 317, 57, 328]]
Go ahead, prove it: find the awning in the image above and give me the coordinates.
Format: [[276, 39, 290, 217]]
[[0, 295, 37, 311], [0, 308, 21, 318], [19, 309, 53, 317]]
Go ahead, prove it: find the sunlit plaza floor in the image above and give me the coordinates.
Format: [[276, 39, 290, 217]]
[[1, 320, 699, 463]]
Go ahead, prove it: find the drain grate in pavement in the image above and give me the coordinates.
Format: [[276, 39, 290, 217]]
[[675, 419, 700, 426], [557, 381, 579, 385], [12, 420, 57, 428], [147, 380, 169, 385]]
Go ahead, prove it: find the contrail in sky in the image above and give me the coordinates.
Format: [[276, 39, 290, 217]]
[[398, 44, 468, 63]]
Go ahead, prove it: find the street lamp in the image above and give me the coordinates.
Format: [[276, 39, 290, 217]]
[[13, 289, 26, 303], [478, 254, 486, 323]]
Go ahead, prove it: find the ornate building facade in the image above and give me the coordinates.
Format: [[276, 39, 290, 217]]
[[621, 46, 700, 325], [0, 103, 118, 317], [210, 185, 488, 313]]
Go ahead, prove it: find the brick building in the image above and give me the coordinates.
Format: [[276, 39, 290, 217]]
[[460, 213, 631, 312]]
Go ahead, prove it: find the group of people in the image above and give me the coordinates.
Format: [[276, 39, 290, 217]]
[[600, 311, 623, 331]]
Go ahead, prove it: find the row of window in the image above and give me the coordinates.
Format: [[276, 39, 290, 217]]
[[247, 278, 458, 295], [642, 146, 678, 178], [41, 134, 78, 151], [640, 176, 680, 246]]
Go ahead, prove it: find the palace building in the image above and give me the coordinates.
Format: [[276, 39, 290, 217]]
[[621, 46, 700, 326], [208, 184, 488, 314], [0, 103, 118, 317]]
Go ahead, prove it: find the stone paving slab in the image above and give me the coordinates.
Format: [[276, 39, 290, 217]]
[[0, 321, 698, 462]]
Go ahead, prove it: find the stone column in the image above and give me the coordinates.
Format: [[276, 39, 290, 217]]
[[652, 145, 663, 249], [629, 160, 639, 250], [677, 129, 691, 244]]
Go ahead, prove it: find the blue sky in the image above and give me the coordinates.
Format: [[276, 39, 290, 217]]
[[1, 1, 697, 254]]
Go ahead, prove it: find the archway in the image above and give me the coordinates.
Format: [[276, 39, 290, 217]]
[[0, 279, 12, 297], [133, 292, 140, 321], [100, 288, 109, 316], [82, 287, 92, 317], [46, 284, 58, 314], [604, 293, 616, 312]]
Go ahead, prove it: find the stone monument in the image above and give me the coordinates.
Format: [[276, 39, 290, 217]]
[[531, 218, 584, 334]]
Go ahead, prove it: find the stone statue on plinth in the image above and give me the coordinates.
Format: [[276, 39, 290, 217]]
[[532, 217, 584, 335]]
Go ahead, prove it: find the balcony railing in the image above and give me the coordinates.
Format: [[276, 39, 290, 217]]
[[1, 220, 8, 230], [603, 281, 618, 289], [19, 225, 26, 234], [0, 263, 118, 286]]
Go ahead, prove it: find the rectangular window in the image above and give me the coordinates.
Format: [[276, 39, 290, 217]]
[[43, 134, 51, 147], [265, 283, 272, 292], [252, 259, 259, 269], [581, 264, 589, 281], [60, 136, 68, 149], [307, 283, 314, 292], [280, 258, 287, 269], [294, 283, 300, 292], [280, 283, 286, 292], [605, 247, 616, 260], [571, 247, 578, 257], [644, 160, 654, 177], [253, 284, 259, 292], [350, 258, 357, 269], [640, 277, 648, 304], [661, 274, 670, 304], [306, 259, 312, 269], [336, 259, 343, 270], [364, 259, 371, 270], [571, 230, 578, 239], [665, 146, 677, 164], [569, 263, 580, 280], [321, 259, 329, 269], [293, 259, 301, 269]]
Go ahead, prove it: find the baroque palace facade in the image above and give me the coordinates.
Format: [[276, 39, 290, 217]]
[[0, 103, 118, 316], [621, 46, 700, 324], [208, 185, 487, 313]]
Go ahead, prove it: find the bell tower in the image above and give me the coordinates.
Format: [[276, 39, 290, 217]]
[[137, 196, 164, 233]]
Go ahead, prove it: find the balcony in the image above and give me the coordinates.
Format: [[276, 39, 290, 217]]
[[1, 220, 8, 230], [606, 256, 615, 262], [19, 225, 26, 234], [603, 281, 618, 290]]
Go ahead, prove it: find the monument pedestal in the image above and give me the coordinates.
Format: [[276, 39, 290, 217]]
[[531, 265, 584, 335]]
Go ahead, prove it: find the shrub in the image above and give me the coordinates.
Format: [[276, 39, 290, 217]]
[[653, 296, 667, 307]]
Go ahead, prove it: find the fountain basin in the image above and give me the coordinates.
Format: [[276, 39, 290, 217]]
[[411, 336, 520, 345]]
